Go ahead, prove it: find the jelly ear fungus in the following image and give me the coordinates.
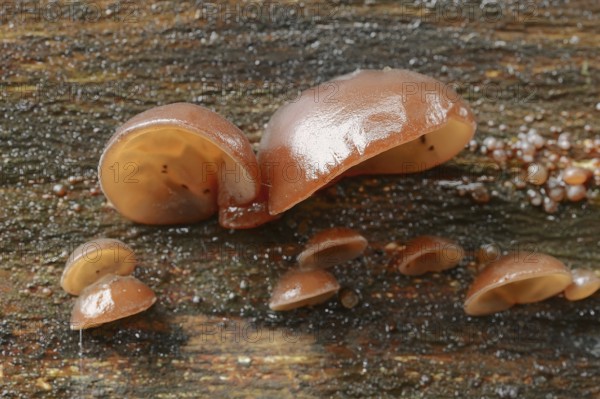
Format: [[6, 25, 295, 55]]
[[258, 69, 477, 215], [70, 274, 157, 330], [464, 253, 572, 316], [99, 102, 268, 227]]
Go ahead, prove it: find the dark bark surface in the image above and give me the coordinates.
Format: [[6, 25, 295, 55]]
[[1, 1, 599, 398]]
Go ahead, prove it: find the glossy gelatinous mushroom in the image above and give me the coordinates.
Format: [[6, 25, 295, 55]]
[[217, 186, 280, 229], [269, 269, 340, 311], [61, 238, 137, 296], [297, 228, 368, 269], [70, 274, 156, 330], [564, 268, 600, 301], [464, 253, 572, 316], [98, 103, 263, 227], [258, 69, 477, 215], [394, 235, 464, 276]]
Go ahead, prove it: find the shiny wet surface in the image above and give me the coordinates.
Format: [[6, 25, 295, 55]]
[[1, 1, 599, 397]]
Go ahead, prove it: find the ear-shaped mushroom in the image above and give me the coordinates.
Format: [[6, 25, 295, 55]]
[[297, 228, 368, 269], [564, 268, 600, 301], [99, 103, 261, 226], [464, 253, 572, 316], [258, 69, 476, 214], [61, 239, 137, 295], [394, 235, 464, 275], [70, 274, 156, 330], [269, 269, 340, 311]]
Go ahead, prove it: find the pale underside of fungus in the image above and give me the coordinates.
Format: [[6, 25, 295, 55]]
[[61, 238, 137, 296], [464, 253, 572, 316], [98, 103, 262, 227]]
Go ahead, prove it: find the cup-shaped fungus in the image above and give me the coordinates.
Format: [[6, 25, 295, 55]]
[[297, 228, 368, 269], [70, 274, 156, 330], [269, 269, 340, 311], [564, 268, 600, 301], [394, 235, 464, 276], [98, 103, 262, 227], [258, 69, 476, 215], [464, 253, 572, 316], [61, 238, 137, 295]]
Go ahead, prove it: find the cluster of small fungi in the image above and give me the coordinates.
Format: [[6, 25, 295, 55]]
[[465, 251, 599, 315], [269, 228, 368, 311], [61, 239, 156, 329], [469, 126, 600, 212], [97, 69, 476, 229], [270, 232, 600, 314], [58, 68, 598, 328]]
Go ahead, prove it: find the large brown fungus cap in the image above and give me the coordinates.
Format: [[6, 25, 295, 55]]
[[258, 69, 476, 215], [99, 103, 260, 226]]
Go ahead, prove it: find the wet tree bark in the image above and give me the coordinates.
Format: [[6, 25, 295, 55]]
[[1, 1, 599, 398]]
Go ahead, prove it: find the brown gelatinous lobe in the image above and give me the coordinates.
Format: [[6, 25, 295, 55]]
[[297, 227, 368, 269], [464, 253, 572, 316], [394, 235, 464, 276], [70, 274, 156, 330], [258, 69, 477, 215], [99, 103, 261, 226], [218, 185, 280, 229], [61, 238, 137, 296], [564, 268, 600, 301], [269, 268, 340, 311]]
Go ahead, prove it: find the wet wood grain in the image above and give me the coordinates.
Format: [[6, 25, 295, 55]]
[[1, 1, 599, 398]]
